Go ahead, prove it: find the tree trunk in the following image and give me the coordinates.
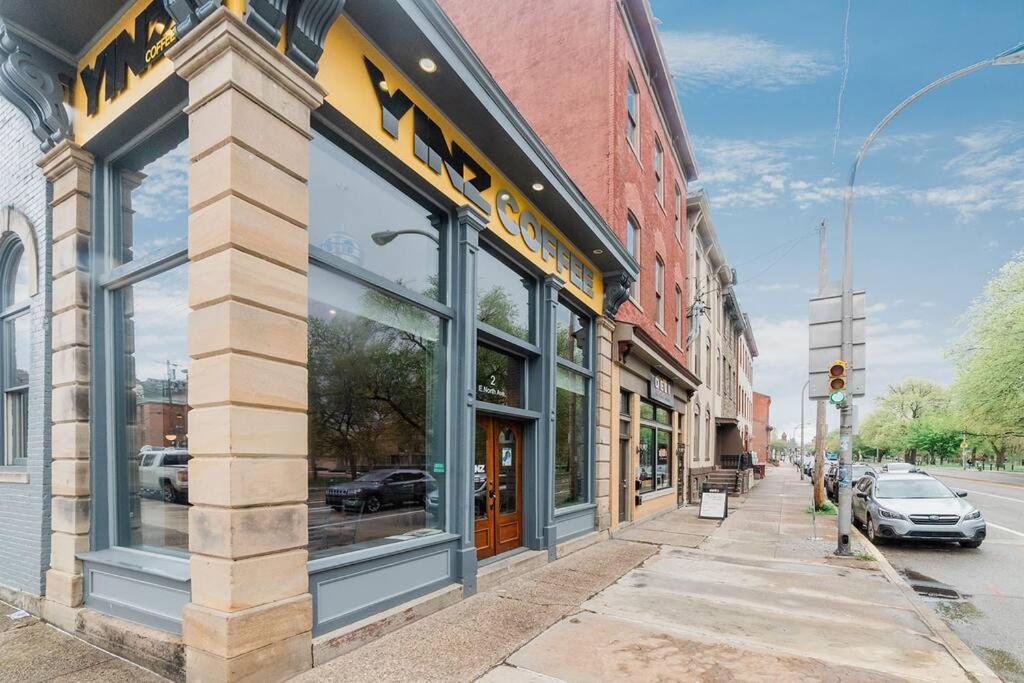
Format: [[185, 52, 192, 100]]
[[813, 401, 827, 508]]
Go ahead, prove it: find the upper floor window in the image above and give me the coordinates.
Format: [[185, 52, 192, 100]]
[[626, 214, 640, 301], [654, 256, 664, 328], [653, 138, 664, 203], [626, 71, 639, 149], [1, 239, 30, 466], [674, 184, 682, 240], [674, 285, 683, 347]]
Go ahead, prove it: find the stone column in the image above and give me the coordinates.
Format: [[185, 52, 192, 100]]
[[39, 141, 94, 608], [593, 317, 615, 531], [452, 206, 486, 596], [540, 275, 564, 559], [166, 9, 324, 681]]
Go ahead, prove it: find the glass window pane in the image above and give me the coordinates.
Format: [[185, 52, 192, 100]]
[[619, 390, 630, 416], [655, 407, 670, 425], [498, 427, 518, 514], [118, 139, 189, 265], [477, 246, 533, 341], [309, 134, 442, 300], [6, 246, 28, 305], [476, 344, 524, 408], [11, 314, 29, 388], [555, 301, 588, 366], [555, 368, 587, 508], [656, 429, 671, 490], [639, 400, 654, 421], [308, 267, 446, 557], [475, 421, 488, 521], [120, 265, 190, 555], [4, 389, 27, 464], [638, 425, 654, 494]]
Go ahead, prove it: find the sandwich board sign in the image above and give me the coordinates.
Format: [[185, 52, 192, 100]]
[[699, 482, 728, 520]]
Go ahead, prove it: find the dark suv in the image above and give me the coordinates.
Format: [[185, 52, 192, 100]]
[[326, 469, 435, 513]]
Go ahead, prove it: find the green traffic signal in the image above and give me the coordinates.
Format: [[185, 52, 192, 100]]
[[829, 389, 846, 405]]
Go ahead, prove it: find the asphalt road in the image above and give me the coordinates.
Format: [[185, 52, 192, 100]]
[[873, 468, 1024, 682]]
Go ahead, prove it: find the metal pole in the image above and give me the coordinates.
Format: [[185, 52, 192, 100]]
[[835, 56, 1002, 557], [800, 380, 808, 480], [813, 220, 828, 507]]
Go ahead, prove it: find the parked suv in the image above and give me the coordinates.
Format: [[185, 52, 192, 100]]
[[852, 472, 986, 548], [138, 448, 190, 504], [825, 463, 876, 502], [326, 468, 436, 513]]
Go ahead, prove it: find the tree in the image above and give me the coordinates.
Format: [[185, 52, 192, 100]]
[[950, 251, 1024, 468]]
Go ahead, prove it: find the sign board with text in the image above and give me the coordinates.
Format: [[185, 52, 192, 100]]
[[699, 483, 728, 520]]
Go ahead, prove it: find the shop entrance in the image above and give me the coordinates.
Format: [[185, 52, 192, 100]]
[[474, 417, 523, 560]]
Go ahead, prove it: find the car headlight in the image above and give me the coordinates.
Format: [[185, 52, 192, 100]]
[[877, 507, 906, 521], [965, 510, 982, 521]]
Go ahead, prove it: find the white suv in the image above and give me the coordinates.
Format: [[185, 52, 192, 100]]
[[138, 448, 190, 504]]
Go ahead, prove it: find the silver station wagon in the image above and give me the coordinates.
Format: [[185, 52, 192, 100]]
[[852, 472, 986, 548]]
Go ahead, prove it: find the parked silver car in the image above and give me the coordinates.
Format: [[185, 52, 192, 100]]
[[852, 472, 986, 548]]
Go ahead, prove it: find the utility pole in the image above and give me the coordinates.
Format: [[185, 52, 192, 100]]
[[813, 219, 828, 509]]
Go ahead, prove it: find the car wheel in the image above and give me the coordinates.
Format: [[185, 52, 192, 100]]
[[161, 482, 177, 504], [959, 539, 983, 549], [867, 516, 885, 545], [365, 495, 383, 513]]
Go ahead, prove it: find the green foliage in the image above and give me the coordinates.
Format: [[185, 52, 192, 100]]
[[805, 502, 837, 515], [951, 251, 1024, 440]]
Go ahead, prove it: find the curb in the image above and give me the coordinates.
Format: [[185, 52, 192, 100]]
[[853, 527, 1000, 682]]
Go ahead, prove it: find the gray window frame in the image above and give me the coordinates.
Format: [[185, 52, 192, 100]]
[[552, 296, 594, 511], [0, 238, 29, 466]]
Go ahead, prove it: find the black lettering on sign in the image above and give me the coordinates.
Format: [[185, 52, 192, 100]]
[[80, 0, 176, 116]]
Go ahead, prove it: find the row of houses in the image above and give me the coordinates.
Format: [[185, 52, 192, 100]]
[[0, 0, 770, 679]]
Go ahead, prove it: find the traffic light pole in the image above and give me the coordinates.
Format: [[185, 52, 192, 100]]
[[837, 176, 855, 556]]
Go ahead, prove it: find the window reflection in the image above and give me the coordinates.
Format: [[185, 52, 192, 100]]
[[477, 246, 533, 341], [638, 399, 671, 494], [118, 139, 189, 265], [555, 301, 588, 366], [309, 134, 442, 300], [475, 345, 524, 408], [308, 267, 445, 556], [120, 265, 190, 554], [554, 367, 586, 507]]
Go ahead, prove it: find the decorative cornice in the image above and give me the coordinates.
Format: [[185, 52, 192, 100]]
[[602, 270, 632, 320], [37, 139, 94, 182], [286, 0, 345, 76], [164, 0, 224, 39], [0, 20, 72, 152], [456, 204, 487, 232]]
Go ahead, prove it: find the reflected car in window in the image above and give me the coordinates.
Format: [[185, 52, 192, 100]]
[[325, 468, 436, 514], [138, 447, 190, 504]]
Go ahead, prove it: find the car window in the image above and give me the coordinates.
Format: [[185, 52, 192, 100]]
[[141, 453, 156, 467], [876, 478, 952, 499], [857, 477, 872, 493]]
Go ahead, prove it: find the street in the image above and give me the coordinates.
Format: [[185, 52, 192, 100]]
[[872, 468, 1024, 682]]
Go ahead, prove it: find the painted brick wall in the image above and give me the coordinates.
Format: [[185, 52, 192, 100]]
[[0, 97, 53, 596], [438, 0, 690, 370]]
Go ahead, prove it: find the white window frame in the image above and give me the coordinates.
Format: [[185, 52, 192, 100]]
[[0, 240, 29, 467]]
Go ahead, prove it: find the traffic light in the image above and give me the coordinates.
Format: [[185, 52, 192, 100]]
[[828, 360, 847, 406]]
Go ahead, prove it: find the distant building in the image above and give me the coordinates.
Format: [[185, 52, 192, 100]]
[[753, 392, 773, 462]]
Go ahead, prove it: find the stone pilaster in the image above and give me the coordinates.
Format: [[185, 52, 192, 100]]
[[167, 9, 324, 682], [593, 317, 615, 531], [541, 274, 565, 559], [38, 140, 94, 608], [452, 206, 486, 596]]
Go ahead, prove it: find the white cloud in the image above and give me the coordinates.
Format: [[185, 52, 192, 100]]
[[660, 31, 833, 91], [865, 302, 888, 314], [756, 283, 799, 292], [921, 301, 937, 308]]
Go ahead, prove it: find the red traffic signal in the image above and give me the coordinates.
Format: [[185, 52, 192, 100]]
[[828, 360, 848, 391]]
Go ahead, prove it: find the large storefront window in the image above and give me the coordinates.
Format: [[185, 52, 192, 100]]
[[477, 245, 533, 342], [476, 344, 524, 408], [108, 128, 191, 555], [638, 400, 672, 494], [554, 300, 592, 509], [1, 241, 29, 466], [309, 133, 441, 301], [307, 133, 448, 558]]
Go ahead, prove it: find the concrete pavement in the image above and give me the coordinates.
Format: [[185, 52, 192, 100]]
[[0, 600, 163, 682], [299, 465, 995, 682]]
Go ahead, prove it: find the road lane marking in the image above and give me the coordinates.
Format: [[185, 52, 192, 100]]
[[935, 473, 1024, 490], [954, 488, 1024, 505], [988, 522, 1024, 539]]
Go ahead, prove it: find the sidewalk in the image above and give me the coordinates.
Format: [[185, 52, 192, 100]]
[[301, 466, 996, 682]]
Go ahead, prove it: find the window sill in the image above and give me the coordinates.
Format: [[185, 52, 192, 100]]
[[554, 501, 596, 518], [307, 531, 459, 575], [79, 547, 190, 583], [641, 487, 675, 502], [0, 468, 29, 484]]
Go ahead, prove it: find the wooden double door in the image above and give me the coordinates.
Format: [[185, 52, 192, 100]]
[[474, 417, 523, 560]]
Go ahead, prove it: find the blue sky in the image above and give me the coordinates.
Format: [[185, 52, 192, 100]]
[[651, 0, 1024, 441]]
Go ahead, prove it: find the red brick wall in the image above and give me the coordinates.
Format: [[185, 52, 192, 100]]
[[439, 0, 690, 369], [753, 392, 771, 460]]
